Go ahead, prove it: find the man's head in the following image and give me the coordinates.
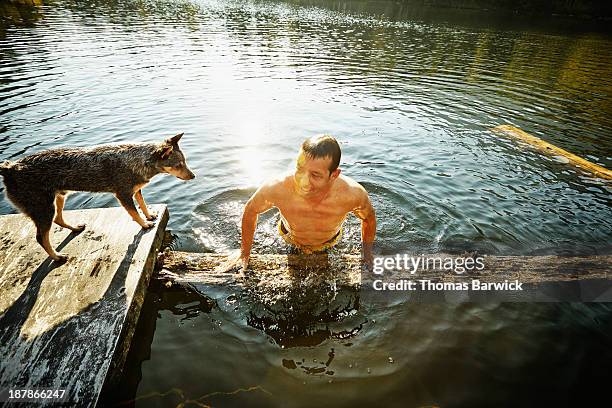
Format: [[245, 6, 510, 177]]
[[294, 135, 341, 197]]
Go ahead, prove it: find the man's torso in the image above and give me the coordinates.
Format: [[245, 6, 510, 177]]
[[270, 175, 359, 247]]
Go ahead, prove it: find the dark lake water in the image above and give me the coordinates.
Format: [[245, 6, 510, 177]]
[[1, 0, 611, 407]]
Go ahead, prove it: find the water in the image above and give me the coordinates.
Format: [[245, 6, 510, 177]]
[[1, 0, 611, 406]]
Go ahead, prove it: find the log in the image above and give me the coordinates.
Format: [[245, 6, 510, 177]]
[[491, 124, 612, 180], [157, 251, 611, 286]]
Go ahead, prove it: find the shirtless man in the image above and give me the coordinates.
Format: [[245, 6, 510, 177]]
[[221, 135, 376, 272]]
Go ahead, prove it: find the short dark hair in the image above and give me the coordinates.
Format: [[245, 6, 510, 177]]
[[301, 135, 341, 173]]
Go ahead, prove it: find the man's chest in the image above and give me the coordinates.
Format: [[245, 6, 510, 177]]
[[276, 196, 351, 222]]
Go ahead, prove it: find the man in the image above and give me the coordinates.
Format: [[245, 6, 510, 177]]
[[222, 135, 376, 272]]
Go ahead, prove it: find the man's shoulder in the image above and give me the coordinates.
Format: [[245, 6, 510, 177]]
[[336, 174, 367, 194], [259, 174, 292, 195], [335, 175, 369, 203]]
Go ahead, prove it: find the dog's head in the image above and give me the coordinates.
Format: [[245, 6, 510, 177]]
[[155, 133, 196, 180]]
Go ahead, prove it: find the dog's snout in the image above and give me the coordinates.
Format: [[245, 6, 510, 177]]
[[183, 169, 196, 180]]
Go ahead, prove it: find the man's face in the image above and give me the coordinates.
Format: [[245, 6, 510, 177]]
[[294, 150, 339, 197]]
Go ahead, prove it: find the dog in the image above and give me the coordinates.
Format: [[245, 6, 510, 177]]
[[0, 132, 195, 262]]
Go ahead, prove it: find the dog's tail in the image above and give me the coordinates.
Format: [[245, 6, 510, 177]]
[[0, 161, 13, 177]]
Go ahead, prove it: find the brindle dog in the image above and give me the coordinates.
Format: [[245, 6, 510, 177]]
[[0, 133, 195, 262]]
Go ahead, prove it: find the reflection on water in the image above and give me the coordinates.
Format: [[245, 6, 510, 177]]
[[242, 257, 363, 348], [116, 277, 612, 407], [1, 0, 612, 406]]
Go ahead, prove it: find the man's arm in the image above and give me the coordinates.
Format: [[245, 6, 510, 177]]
[[218, 183, 275, 273], [352, 187, 376, 265], [240, 184, 274, 263]]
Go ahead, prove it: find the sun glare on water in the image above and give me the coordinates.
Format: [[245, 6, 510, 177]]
[[233, 115, 277, 188]]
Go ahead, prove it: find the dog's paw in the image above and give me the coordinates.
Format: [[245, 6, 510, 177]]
[[53, 254, 69, 263], [146, 212, 158, 221]]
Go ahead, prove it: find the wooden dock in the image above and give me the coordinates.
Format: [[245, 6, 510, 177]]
[[0, 205, 168, 407]]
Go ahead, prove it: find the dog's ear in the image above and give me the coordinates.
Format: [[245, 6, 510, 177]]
[[166, 132, 184, 145], [155, 144, 174, 160]]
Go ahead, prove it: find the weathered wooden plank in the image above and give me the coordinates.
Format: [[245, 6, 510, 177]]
[[157, 251, 611, 286], [0, 204, 168, 407]]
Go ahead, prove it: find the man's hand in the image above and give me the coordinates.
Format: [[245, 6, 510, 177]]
[[221, 183, 273, 275], [216, 249, 249, 274]]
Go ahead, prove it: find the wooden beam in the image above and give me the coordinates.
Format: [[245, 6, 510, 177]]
[[157, 251, 611, 286], [491, 124, 612, 180]]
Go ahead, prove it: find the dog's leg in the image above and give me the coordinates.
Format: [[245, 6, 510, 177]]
[[34, 201, 68, 262], [135, 190, 157, 221], [54, 193, 86, 232], [116, 192, 154, 229]]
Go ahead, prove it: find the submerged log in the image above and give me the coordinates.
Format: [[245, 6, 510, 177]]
[[157, 251, 611, 286], [492, 124, 612, 180]]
